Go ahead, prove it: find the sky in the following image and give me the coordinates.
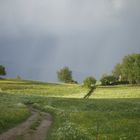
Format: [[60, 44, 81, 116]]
[[0, 0, 140, 82]]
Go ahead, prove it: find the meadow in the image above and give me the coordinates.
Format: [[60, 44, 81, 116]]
[[0, 79, 140, 140]]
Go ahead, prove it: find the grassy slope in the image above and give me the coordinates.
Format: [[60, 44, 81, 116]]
[[0, 79, 86, 98], [0, 79, 140, 140], [91, 86, 140, 98], [0, 93, 30, 133]]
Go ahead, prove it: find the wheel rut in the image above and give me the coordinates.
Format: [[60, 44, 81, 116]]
[[0, 108, 52, 140]]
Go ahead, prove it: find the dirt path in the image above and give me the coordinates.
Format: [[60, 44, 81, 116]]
[[0, 109, 52, 140]]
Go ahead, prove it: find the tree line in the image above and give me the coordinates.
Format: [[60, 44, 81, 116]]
[[0, 53, 140, 87], [57, 53, 140, 87]]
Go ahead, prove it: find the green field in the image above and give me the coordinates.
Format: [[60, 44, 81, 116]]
[[0, 79, 140, 140]]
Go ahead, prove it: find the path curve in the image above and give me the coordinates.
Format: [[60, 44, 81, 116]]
[[0, 108, 52, 140]]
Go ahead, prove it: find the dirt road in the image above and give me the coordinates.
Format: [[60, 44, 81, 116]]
[[0, 108, 52, 140]]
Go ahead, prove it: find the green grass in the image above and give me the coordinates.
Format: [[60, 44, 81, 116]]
[[0, 79, 140, 140], [0, 93, 30, 134], [91, 86, 140, 98], [0, 79, 86, 98], [28, 97, 140, 140]]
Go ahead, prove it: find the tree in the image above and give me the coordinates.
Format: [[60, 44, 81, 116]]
[[83, 76, 96, 88], [121, 54, 140, 84], [57, 67, 73, 83], [100, 74, 117, 86], [0, 65, 6, 76], [112, 53, 140, 84], [112, 63, 122, 81]]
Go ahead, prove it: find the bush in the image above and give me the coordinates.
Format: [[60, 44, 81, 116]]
[[83, 76, 96, 88], [100, 74, 117, 86], [115, 81, 129, 85], [69, 80, 78, 84]]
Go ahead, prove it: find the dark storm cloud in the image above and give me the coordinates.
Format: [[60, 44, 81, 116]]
[[0, 0, 140, 82]]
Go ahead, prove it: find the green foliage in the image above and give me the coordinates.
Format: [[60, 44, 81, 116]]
[[121, 54, 140, 84], [52, 121, 91, 140], [57, 67, 73, 83], [0, 65, 6, 76], [69, 80, 78, 84], [100, 74, 117, 86], [83, 76, 96, 88], [112, 63, 122, 80], [112, 53, 140, 84]]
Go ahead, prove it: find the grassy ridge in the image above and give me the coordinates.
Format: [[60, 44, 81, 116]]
[[0, 79, 86, 98], [1, 79, 140, 98], [0, 79, 140, 139]]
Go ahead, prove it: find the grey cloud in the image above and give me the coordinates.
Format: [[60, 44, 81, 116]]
[[0, 0, 140, 82]]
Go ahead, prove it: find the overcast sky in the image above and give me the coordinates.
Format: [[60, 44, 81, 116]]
[[0, 0, 140, 82]]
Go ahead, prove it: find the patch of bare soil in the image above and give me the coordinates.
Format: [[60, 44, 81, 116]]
[[0, 109, 52, 140]]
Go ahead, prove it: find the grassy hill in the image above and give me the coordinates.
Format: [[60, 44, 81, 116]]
[[0, 79, 140, 140], [0, 78, 86, 98]]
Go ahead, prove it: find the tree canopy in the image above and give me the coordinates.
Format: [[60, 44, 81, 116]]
[[112, 63, 122, 80], [57, 67, 73, 83], [83, 76, 96, 88], [100, 74, 117, 86], [0, 65, 6, 76], [112, 53, 140, 84]]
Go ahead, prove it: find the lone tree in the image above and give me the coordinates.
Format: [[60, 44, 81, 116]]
[[83, 76, 97, 99], [0, 65, 6, 77], [83, 76, 96, 88], [57, 67, 73, 83]]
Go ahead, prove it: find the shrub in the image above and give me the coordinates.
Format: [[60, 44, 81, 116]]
[[100, 74, 117, 86], [83, 76, 96, 88]]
